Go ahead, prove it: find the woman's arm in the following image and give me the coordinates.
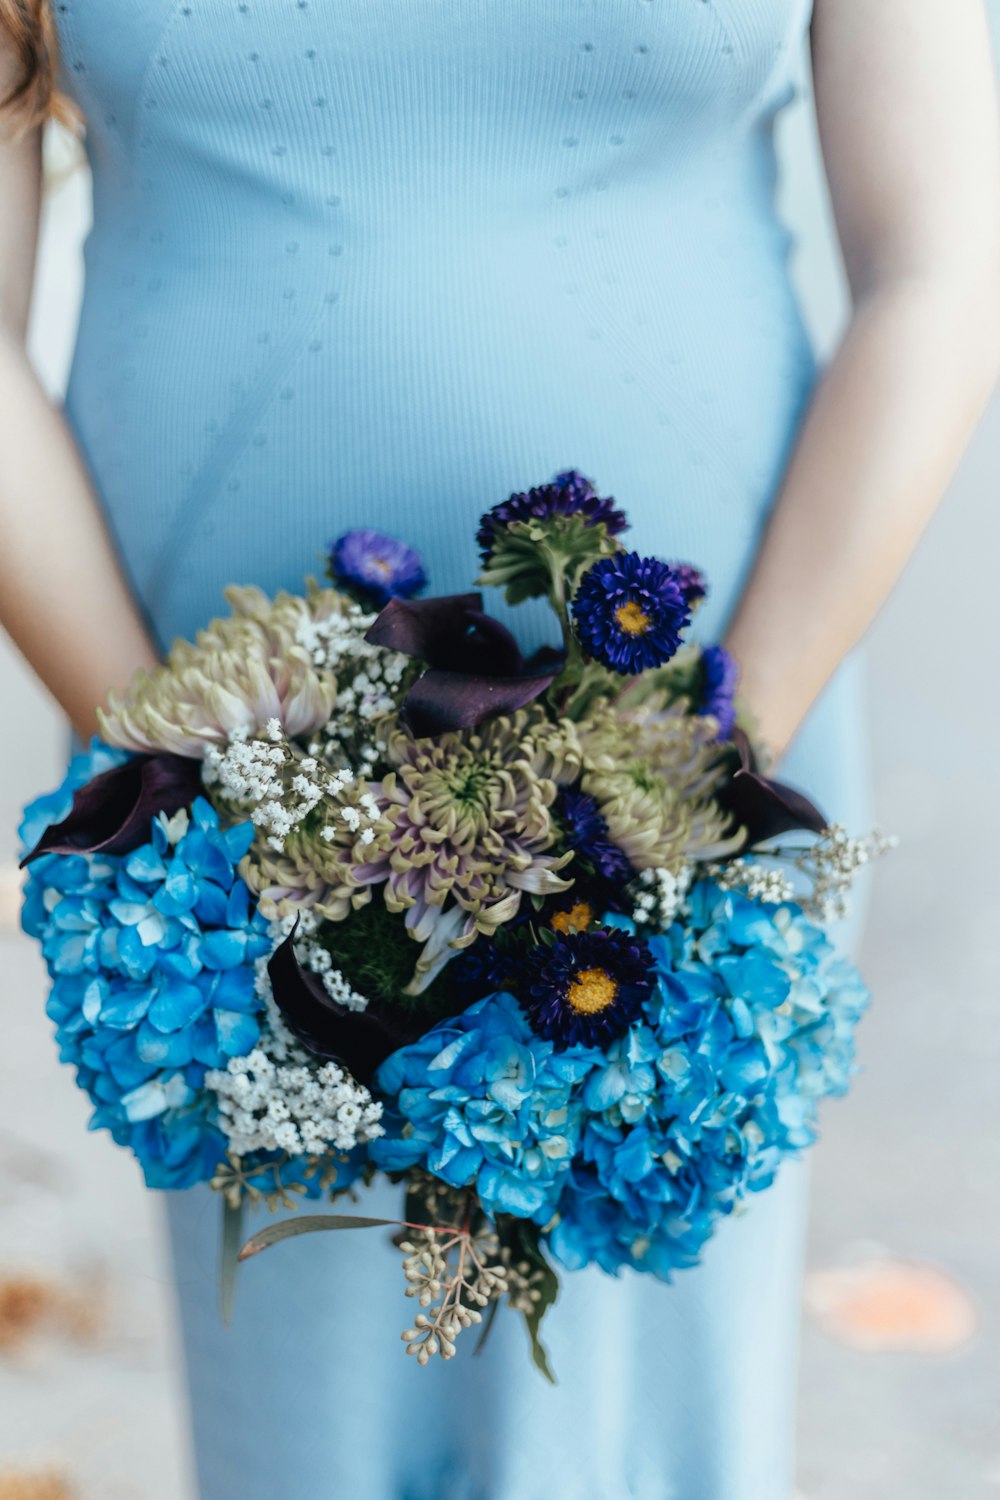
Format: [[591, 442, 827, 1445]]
[[724, 0, 1000, 758], [0, 100, 158, 741]]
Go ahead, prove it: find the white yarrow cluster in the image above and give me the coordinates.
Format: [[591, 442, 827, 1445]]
[[295, 607, 408, 772], [206, 966, 383, 1158], [318, 773, 382, 848], [295, 933, 370, 1012], [631, 864, 692, 930], [204, 724, 381, 855]]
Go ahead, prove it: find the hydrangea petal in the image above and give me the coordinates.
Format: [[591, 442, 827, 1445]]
[[213, 1007, 261, 1058], [147, 980, 207, 1033], [198, 930, 248, 970]]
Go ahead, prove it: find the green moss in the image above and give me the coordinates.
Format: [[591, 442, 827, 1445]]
[[316, 899, 468, 1020]]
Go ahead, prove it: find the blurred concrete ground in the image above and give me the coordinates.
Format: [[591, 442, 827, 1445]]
[[1, 65, 999, 1500]]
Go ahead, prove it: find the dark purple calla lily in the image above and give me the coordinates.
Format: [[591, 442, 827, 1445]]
[[20, 753, 203, 867], [718, 729, 828, 850], [365, 593, 562, 736], [267, 928, 438, 1084]]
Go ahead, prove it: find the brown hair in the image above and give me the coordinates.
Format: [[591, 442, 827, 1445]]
[[0, 0, 64, 133]]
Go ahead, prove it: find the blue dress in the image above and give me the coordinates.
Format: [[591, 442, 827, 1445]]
[[55, 2, 869, 1495]]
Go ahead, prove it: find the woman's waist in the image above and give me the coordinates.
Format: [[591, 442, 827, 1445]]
[[66, 325, 815, 655], [69, 241, 815, 461]]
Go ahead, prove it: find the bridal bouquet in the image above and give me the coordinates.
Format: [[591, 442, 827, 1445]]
[[20, 471, 885, 1376]]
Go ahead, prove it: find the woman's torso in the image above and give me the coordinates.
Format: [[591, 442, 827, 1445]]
[[56, 0, 814, 652], [56, 0, 818, 649]]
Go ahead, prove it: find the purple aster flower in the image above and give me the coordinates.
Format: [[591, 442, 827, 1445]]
[[476, 471, 628, 563], [448, 937, 515, 1003], [556, 788, 635, 890], [328, 529, 427, 606], [516, 927, 655, 1049], [699, 645, 739, 740], [671, 563, 708, 607], [572, 552, 691, 675], [550, 469, 600, 505]]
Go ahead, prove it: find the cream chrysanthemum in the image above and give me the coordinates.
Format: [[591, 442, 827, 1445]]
[[577, 698, 737, 872], [98, 584, 360, 758]]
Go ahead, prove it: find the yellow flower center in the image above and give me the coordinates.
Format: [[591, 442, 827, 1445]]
[[614, 598, 651, 636], [566, 966, 618, 1015], [371, 557, 393, 578], [551, 900, 595, 935]]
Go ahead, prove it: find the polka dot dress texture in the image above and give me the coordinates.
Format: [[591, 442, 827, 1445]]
[[54, 3, 868, 1497]]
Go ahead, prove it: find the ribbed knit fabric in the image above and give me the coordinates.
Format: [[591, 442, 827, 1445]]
[[55, 3, 869, 1497]]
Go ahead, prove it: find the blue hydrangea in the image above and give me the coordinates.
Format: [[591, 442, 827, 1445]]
[[369, 991, 596, 1220], [21, 747, 272, 1189], [547, 883, 869, 1279]]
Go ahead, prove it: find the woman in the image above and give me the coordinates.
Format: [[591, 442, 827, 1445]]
[[2, 3, 998, 1497]]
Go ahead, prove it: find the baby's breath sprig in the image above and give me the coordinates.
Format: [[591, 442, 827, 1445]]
[[204, 721, 383, 856], [711, 824, 897, 920], [630, 863, 692, 931], [712, 859, 796, 906]]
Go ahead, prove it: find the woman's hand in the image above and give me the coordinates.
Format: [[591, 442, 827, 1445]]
[[724, 0, 1000, 759], [0, 103, 159, 740]]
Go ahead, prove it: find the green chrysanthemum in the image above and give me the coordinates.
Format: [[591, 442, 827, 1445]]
[[577, 698, 737, 872], [352, 708, 582, 987], [240, 819, 374, 925], [98, 584, 359, 758]]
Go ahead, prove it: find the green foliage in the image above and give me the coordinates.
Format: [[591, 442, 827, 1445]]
[[497, 1216, 561, 1384], [478, 516, 621, 608], [315, 898, 469, 1019]]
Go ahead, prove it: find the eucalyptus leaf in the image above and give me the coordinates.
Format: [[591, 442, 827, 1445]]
[[238, 1211, 401, 1262], [498, 1217, 560, 1384], [219, 1197, 244, 1327], [523, 1279, 559, 1385]]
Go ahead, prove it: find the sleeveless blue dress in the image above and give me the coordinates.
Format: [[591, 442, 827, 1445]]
[[55, 2, 869, 1496]]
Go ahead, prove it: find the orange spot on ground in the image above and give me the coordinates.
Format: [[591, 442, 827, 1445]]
[[0, 1475, 77, 1500], [805, 1258, 977, 1353], [0, 1275, 103, 1354]]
